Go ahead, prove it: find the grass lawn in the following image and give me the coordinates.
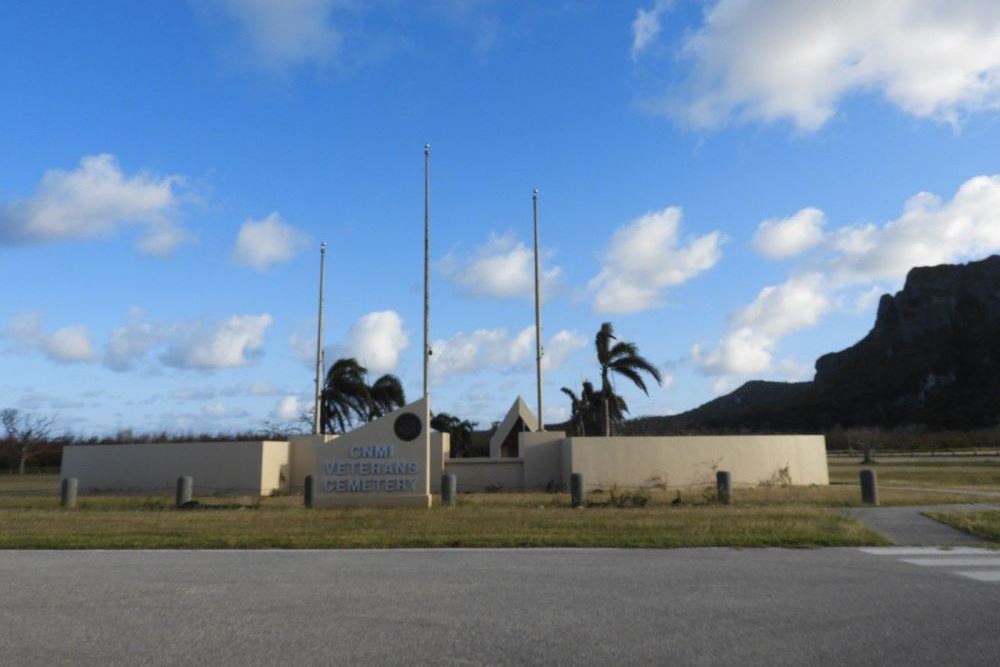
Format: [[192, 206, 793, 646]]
[[2, 461, 996, 550], [924, 511, 1000, 544], [828, 460, 1000, 491]]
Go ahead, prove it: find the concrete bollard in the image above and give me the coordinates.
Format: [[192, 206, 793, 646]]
[[304, 475, 315, 508], [716, 470, 732, 505], [570, 473, 585, 508], [60, 477, 78, 509], [176, 476, 193, 507], [860, 469, 879, 505], [441, 474, 457, 506]]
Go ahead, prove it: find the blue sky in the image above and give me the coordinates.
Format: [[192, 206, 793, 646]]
[[2, 1, 1000, 435]]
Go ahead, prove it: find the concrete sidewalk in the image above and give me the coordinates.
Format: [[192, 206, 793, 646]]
[[843, 503, 1000, 546]]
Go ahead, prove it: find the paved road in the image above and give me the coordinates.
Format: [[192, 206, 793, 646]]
[[844, 503, 1000, 545], [1, 548, 998, 666]]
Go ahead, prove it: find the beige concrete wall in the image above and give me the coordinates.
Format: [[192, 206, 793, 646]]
[[563, 435, 829, 489], [443, 459, 524, 491], [260, 440, 291, 493], [60, 441, 289, 496], [429, 431, 450, 492], [288, 434, 337, 490], [312, 398, 432, 508], [520, 431, 566, 490]]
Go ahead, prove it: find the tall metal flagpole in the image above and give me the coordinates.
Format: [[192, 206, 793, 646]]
[[532, 189, 544, 431], [423, 145, 431, 405], [314, 242, 327, 435]]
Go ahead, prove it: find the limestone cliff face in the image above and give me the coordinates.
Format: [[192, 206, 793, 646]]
[[646, 255, 1000, 432]]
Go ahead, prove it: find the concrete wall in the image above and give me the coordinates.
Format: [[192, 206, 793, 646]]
[[429, 432, 450, 493], [443, 458, 525, 492], [520, 431, 566, 490], [562, 435, 829, 489], [287, 434, 337, 491], [60, 441, 290, 496]]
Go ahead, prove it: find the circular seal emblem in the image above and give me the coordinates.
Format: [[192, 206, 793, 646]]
[[393, 412, 423, 442]]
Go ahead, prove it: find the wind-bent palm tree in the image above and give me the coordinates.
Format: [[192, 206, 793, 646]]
[[430, 412, 477, 457], [321, 358, 371, 434], [595, 322, 662, 436], [367, 374, 406, 421], [560, 380, 601, 436]]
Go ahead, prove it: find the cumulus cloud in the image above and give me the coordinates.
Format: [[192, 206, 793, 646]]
[[692, 274, 829, 377], [588, 207, 722, 314], [217, 0, 341, 68], [660, 0, 1000, 131], [161, 314, 273, 370], [431, 326, 584, 378], [440, 232, 562, 299], [346, 310, 409, 374], [631, 0, 672, 59], [273, 395, 305, 421], [752, 208, 825, 260], [232, 212, 310, 271], [696, 174, 1000, 386], [831, 175, 1000, 283], [6, 313, 97, 365], [541, 330, 587, 371], [105, 307, 161, 371], [0, 154, 190, 255]]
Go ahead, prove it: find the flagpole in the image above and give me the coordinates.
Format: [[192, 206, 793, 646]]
[[423, 145, 430, 405], [314, 241, 327, 435], [532, 189, 544, 431]]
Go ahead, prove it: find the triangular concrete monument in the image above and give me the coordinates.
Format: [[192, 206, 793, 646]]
[[312, 398, 432, 507], [489, 396, 538, 458]]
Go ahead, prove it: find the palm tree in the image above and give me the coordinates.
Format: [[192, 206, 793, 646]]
[[561, 380, 620, 436], [321, 358, 371, 434], [431, 412, 477, 457], [595, 322, 662, 436], [367, 374, 406, 421]]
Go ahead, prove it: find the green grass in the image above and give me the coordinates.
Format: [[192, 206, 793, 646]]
[[5, 462, 997, 550], [828, 460, 1000, 491], [924, 511, 1000, 544]]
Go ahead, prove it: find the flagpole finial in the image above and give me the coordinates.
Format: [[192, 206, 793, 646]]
[[424, 144, 430, 153]]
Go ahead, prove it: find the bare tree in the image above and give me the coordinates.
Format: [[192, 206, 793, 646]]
[[1, 409, 56, 474]]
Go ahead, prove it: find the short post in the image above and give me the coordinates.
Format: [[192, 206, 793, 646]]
[[716, 470, 732, 505], [304, 475, 315, 508], [441, 474, 457, 507], [176, 476, 193, 508], [570, 473, 585, 508], [60, 477, 78, 509], [860, 469, 879, 505]]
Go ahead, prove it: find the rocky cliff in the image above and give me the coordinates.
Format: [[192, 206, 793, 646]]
[[639, 255, 1000, 432]]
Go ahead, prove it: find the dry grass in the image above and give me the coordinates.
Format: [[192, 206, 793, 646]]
[[828, 460, 1000, 491], [5, 462, 994, 550], [0, 474, 892, 549], [924, 511, 1000, 544]]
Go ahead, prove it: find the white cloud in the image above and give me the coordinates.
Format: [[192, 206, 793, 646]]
[[541, 330, 587, 371], [665, 0, 1000, 131], [588, 207, 722, 314], [431, 327, 584, 378], [440, 232, 562, 299], [631, 0, 672, 60], [346, 310, 409, 374], [105, 307, 161, 371], [232, 212, 310, 271], [218, 0, 341, 68], [201, 402, 249, 419], [0, 154, 189, 255], [161, 314, 273, 370], [697, 173, 1000, 389], [6, 313, 97, 365], [692, 274, 829, 377], [273, 395, 305, 421], [831, 175, 1000, 283], [751, 208, 825, 260]]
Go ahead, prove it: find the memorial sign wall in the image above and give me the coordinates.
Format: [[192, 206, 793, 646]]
[[311, 398, 432, 507]]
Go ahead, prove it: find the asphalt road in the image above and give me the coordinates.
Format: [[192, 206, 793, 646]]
[[1, 548, 998, 666]]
